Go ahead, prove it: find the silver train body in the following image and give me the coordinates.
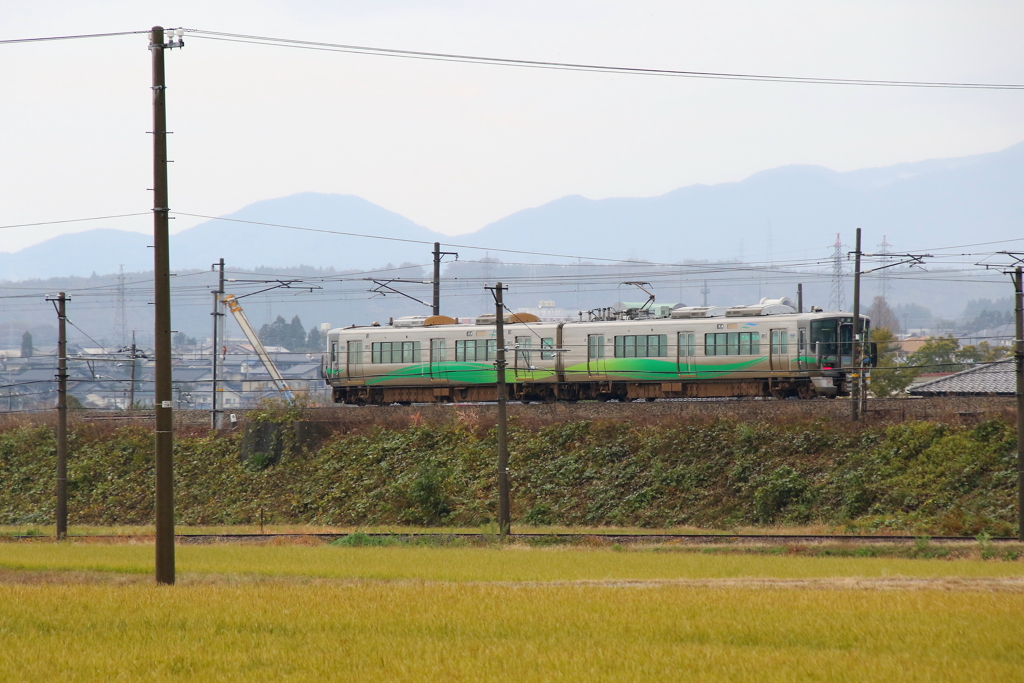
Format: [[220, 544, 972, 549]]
[[322, 308, 872, 405]]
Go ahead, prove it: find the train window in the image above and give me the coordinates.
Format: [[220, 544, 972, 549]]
[[705, 331, 760, 356], [589, 335, 605, 359], [515, 336, 532, 366], [346, 341, 361, 365], [770, 330, 789, 355], [430, 338, 446, 363], [679, 332, 696, 357], [613, 334, 667, 358], [456, 339, 496, 362], [726, 332, 739, 355], [331, 342, 339, 364], [738, 332, 760, 355], [540, 338, 555, 360], [371, 341, 420, 363], [455, 339, 475, 362]]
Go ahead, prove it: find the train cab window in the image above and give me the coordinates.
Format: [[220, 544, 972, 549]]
[[540, 338, 555, 360], [331, 342, 339, 364], [613, 334, 667, 358], [371, 341, 421, 363]]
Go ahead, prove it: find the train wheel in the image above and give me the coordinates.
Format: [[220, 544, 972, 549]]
[[797, 384, 816, 400]]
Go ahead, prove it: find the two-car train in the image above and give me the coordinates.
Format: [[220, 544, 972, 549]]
[[321, 299, 873, 405]]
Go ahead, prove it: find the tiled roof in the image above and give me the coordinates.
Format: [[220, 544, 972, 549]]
[[908, 359, 1017, 396]]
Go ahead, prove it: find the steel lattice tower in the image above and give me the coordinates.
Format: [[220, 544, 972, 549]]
[[115, 265, 127, 348], [877, 235, 892, 301], [829, 234, 846, 311]]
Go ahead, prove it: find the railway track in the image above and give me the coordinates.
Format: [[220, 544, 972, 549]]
[[4, 532, 1018, 544]]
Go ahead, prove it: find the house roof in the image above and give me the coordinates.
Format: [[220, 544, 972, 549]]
[[908, 359, 1017, 396]]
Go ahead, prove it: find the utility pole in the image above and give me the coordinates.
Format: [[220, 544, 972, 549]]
[[211, 258, 225, 429], [797, 283, 803, 314], [128, 331, 138, 410], [1015, 266, 1023, 541], [851, 229, 862, 421], [432, 242, 457, 316], [975, 254, 1024, 540], [486, 282, 511, 538], [150, 25, 182, 586], [47, 293, 68, 540]]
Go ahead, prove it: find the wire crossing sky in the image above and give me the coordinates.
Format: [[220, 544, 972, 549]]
[[2, 1, 1023, 254]]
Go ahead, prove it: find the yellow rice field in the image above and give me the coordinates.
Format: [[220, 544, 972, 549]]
[[2, 543, 1023, 681]]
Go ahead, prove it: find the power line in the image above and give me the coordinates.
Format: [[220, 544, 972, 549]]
[[186, 29, 1024, 91], [0, 30, 148, 45], [0, 212, 152, 231]]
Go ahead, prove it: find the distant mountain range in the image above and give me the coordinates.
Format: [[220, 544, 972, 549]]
[[3, 142, 1023, 280]]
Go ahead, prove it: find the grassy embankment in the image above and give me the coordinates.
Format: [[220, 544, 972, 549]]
[[0, 410, 1019, 535]]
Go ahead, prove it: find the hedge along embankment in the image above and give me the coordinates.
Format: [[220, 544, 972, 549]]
[[0, 416, 1018, 535]]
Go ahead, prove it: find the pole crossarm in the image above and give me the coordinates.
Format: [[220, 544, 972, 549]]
[[368, 279, 432, 308], [858, 253, 932, 274]]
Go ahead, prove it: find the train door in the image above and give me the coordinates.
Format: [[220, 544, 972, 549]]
[[797, 328, 808, 370], [769, 329, 789, 372], [346, 341, 363, 384], [587, 334, 606, 377], [330, 341, 340, 377], [677, 331, 696, 375], [514, 336, 532, 379], [429, 338, 447, 380]]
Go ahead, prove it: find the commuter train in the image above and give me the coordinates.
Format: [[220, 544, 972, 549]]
[[321, 299, 873, 405]]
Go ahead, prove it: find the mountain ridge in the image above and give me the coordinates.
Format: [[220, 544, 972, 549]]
[[2, 142, 1022, 280]]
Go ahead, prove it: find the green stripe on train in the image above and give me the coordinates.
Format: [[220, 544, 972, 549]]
[[358, 357, 769, 385]]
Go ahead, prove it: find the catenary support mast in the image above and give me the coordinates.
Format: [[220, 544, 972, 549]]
[[211, 258, 225, 429], [851, 228, 862, 422]]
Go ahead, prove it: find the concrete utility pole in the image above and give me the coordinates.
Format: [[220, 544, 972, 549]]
[[851, 228, 862, 422], [1014, 266, 1024, 541], [47, 293, 68, 539], [432, 243, 457, 316], [797, 283, 803, 314], [210, 258, 225, 429], [487, 282, 511, 538], [150, 25, 181, 586]]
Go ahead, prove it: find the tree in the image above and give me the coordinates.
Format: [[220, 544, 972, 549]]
[[172, 331, 197, 350], [866, 296, 900, 334], [258, 315, 307, 351], [909, 335, 961, 373], [867, 327, 916, 397], [958, 341, 1011, 364], [305, 326, 325, 352], [20, 331, 33, 358]]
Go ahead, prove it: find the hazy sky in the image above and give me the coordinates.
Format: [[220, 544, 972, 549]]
[[2, 0, 1023, 253]]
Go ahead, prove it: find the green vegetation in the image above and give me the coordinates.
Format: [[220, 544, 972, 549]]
[[0, 415, 1018, 535], [257, 314, 324, 352], [870, 328, 1012, 397]]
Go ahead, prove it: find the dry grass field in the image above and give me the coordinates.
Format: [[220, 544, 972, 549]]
[[2, 542, 1024, 681]]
